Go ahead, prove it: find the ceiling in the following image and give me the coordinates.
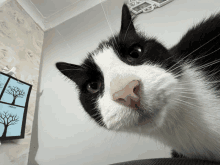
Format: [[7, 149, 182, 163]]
[[30, 0, 79, 18], [16, 0, 108, 31]]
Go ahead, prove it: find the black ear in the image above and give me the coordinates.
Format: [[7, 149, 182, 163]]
[[56, 62, 83, 85], [120, 4, 136, 34]]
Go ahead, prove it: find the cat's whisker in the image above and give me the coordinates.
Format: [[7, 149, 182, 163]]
[[178, 92, 194, 97], [196, 59, 220, 70], [188, 46, 220, 67], [168, 32, 220, 72], [179, 95, 197, 100], [205, 80, 220, 84], [172, 71, 184, 79], [174, 98, 201, 109], [164, 56, 173, 62], [176, 83, 197, 88], [178, 91, 195, 95], [110, 41, 118, 52], [100, 0, 121, 52], [206, 69, 220, 80], [174, 85, 194, 90], [156, 60, 165, 68], [168, 60, 188, 73], [176, 81, 193, 86], [168, 61, 192, 76], [168, 64, 187, 77], [166, 65, 180, 74], [175, 90, 194, 94], [165, 56, 188, 73]]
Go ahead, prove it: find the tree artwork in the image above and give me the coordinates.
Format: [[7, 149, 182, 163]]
[[0, 81, 3, 88], [5, 86, 25, 105], [0, 111, 19, 137]]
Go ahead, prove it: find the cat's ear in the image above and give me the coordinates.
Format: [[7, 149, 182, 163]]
[[56, 62, 84, 85], [120, 4, 136, 34]]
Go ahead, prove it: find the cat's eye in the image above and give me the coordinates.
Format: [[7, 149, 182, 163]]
[[128, 46, 142, 62], [87, 81, 101, 93]]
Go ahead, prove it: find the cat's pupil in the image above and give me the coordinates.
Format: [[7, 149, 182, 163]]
[[87, 81, 101, 93], [130, 51, 139, 58], [90, 82, 98, 89], [128, 47, 142, 61]]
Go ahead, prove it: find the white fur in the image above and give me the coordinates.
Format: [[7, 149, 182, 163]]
[[92, 47, 220, 161]]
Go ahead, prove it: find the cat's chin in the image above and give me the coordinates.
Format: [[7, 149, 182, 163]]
[[107, 118, 158, 135], [105, 106, 166, 132]]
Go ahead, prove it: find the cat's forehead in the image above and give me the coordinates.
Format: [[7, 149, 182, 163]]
[[92, 47, 125, 70], [80, 34, 181, 77]]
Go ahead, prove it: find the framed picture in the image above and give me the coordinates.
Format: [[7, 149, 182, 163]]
[[128, 0, 145, 6], [148, 0, 174, 8], [130, 1, 154, 14], [0, 72, 32, 140]]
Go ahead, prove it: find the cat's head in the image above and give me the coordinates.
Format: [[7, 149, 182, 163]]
[[56, 4, 181, 133]]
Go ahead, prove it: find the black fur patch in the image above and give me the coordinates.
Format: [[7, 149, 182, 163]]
[[170, 13, 220, 94], [56, 55, 105, 127], [79, 55, 105, 127]]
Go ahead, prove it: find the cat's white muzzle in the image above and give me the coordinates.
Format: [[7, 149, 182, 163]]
[[98, 65, 178, 131]]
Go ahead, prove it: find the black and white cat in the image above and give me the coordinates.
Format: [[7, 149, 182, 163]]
[[56, 4, 220, 162]]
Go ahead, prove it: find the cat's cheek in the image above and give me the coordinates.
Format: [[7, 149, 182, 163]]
[[156, 79, 178, 109], [137, 76, 179, 128], [97, 94, 121, 129], [155, 81, 179, 127]]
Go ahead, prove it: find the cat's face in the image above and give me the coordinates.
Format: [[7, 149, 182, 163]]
[[56, 4, 181, 133]]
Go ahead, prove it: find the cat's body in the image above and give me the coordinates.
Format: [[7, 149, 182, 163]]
[[56, 4, 220, 162]]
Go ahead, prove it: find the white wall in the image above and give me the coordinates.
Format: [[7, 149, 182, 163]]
[[0, 0, 7, 7], [35, 0, 220, 165], [0, 0, 6, 3], [17, 0, 108, 31]]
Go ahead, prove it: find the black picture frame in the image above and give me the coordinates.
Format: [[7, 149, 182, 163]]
[[0, 71, 32, 140]]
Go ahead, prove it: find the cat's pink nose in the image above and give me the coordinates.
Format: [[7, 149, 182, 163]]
[[112, 80, 140, 109]]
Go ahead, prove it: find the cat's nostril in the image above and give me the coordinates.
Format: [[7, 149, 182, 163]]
[[117, 98, 126, 102], [134, 87, 136, 92], [112, 80, 140, 109], [133, 84, 140, 95]]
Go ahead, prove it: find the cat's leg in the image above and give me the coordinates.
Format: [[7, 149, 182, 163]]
[[171, 150, 187, 158]]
